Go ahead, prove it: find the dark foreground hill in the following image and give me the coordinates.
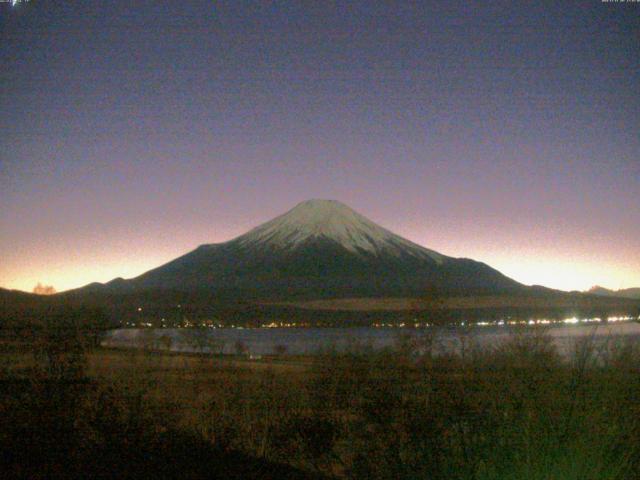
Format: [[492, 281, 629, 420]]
[[0, 376, 327, 480]]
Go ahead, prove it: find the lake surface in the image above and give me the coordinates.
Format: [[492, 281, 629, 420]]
[[104, 321, 640, 358]]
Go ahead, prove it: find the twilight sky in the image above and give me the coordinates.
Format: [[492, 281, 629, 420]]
[[1, 0, 639, 293]]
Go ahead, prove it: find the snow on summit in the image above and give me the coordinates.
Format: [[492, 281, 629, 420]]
[[236, 199, 445, 263]]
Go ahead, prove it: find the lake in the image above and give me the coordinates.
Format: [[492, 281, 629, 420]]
[[104, 320, 640, 358]]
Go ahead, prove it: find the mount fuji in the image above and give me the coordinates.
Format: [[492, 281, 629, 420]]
[[85, 199, 522, 299]]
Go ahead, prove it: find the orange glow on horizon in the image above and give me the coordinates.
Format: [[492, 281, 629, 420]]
[[2, 237, 638, 294], [2, 210, 639, 295]]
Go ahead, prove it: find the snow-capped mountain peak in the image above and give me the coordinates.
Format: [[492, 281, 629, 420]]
[[83, 198, 522, 297], [235, 199, 445, 263]]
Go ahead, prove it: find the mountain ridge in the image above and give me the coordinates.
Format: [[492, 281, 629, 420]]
[[588, 286, 640, 300]]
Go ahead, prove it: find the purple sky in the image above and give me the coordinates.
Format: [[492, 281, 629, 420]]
[[1, 0, 639, 293]]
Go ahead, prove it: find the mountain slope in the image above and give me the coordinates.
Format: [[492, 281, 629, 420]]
[[0, 287, 40, 304], [96, 199, 522, 299], [0, 287, 48, 324]]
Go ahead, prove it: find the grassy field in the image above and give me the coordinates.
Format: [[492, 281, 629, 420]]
[[1, 328, 640, 479]]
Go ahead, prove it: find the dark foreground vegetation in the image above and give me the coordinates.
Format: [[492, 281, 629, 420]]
[[1, 309, 640, 479]]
